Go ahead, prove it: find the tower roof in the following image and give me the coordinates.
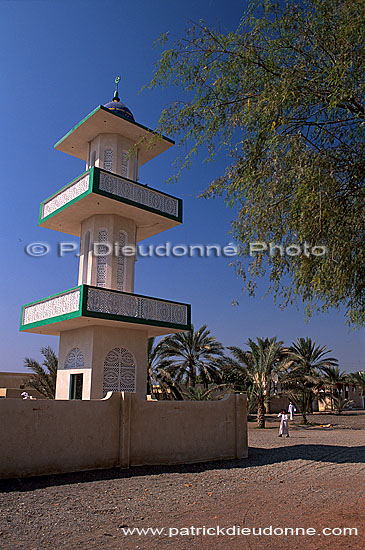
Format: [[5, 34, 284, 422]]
[[54, 105, 174, 165], [54, 77, 173, 165]]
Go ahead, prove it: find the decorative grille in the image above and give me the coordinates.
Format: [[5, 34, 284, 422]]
[[42, 174, 90, 219], [64, 347, 84, 369], [96, 229, 108, 288], [117, 230, 127, 291], [99, 171, 179, 218], [103, 149, 113, 172], [87, 287, 188, 326], [22, 289, 81, 325], [103, 347, 136, 395], [121, 151, 129, 178]]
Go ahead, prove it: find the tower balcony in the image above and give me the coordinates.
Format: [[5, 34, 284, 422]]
[[38, 167, 182, 240], [20, 285, 191, 337]]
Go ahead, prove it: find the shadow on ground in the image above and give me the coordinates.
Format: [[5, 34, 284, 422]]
[[1, 443, 364, 493]]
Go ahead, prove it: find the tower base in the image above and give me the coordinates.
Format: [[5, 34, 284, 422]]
[[55, 325, 148, 400]]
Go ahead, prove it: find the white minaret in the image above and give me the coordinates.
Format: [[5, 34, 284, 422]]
[[20, 77, 191, 400]]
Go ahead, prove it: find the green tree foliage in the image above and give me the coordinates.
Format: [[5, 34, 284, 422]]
[[161, 324, 225, 389], [282, 337, 338, 422], [332, 395, 354, 415], [24, 346, 57, 399], [182, 384, 229, 401], [227, 337, 286, 427], [348, 371, 365, 395], [317, 365, 349, 411], [148, 0, 365, 324], [147, 337, 184, 400]]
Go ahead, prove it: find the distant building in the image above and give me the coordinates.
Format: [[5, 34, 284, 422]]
[[0, 372, 43, 399], [318, 383, 364, 411]]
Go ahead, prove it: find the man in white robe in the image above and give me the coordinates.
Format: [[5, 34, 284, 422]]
[[288, 402, 296, 421]]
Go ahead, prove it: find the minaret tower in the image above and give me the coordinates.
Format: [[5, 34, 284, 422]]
[[20, 78, 191, 400]]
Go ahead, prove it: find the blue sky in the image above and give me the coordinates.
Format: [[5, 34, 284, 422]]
[[0, 0, 363, 373]]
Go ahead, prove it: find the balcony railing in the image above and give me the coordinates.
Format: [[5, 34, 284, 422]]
[[86, 287, 189, 327], [39, 167, 182, 224], [21, 285, 191, 332]]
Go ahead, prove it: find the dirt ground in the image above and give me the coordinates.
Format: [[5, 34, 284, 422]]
[[0, 411, 364, 550]]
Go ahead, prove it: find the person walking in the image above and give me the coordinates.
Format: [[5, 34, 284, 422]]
[[278, 409, 289, 437], [288, 401, 296, 421]]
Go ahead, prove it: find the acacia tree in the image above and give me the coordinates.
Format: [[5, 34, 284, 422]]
[[148, 0, 365, 325]]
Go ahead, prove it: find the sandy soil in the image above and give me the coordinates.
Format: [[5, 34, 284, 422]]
[[0, 411, 364, 550]]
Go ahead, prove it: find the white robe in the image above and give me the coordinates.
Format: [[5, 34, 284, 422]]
[[278, 413, 289, 435], [288, 403, 296, 420]]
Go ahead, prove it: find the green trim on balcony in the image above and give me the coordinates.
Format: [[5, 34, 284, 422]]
[[38, 169, 93, 225], [94, 168, 183, 223], [38, 167, 182, 226], [20, 286, 84, 331], [20, 285, 191, 333]]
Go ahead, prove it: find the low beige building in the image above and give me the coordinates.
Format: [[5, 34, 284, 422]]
[[318, 383, 364, 411], [0, 372, 43, 399]]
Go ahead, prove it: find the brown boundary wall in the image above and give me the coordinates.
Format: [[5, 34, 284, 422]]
[[0, 393, 247, 479]]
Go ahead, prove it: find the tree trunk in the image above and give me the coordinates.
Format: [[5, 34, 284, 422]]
[[301, 396, 309, 423], [257, 397, 266, 428]]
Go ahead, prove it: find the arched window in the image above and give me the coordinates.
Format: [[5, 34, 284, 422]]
[[65, 347, 84, 369], [96, 228, 108, 287], [117, 230, 127, 291], [82, 231, 90, 284], [103, 148, 113, 172], [103, 347, 136, 396]]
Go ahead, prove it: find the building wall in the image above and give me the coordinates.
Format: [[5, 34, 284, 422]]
[[267, 395, 290, 413], [318, 385, 364, 411], [77, 213, 136, 292], [0, 372, 44, 399], [56, 326, 148, 400], [128, 393, 247, 466], [0, 393, 120, 479], [0, 372, 30, 388], [0, 392, 247, 479]]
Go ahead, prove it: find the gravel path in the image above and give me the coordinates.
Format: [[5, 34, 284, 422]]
[[0, 412, 364, 550]]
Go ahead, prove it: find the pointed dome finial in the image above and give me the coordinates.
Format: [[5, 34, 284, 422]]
[[104, 76, 135, 121], [113, 75, 121, 102]]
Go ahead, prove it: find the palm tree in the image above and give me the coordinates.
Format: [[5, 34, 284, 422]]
[[332, 395, 354, 415], [220, 357, 256, 413], [147, 337, 184, 400], [317, 365, 349, 411], [282, 338, 338, 423], [228, 337, 286, 428], [183, 384, 228, 401], [147, 337, 165, 395], [348, 371, 365, 396], [24, 346, 57, 399], [161, 324, 225, 389]]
